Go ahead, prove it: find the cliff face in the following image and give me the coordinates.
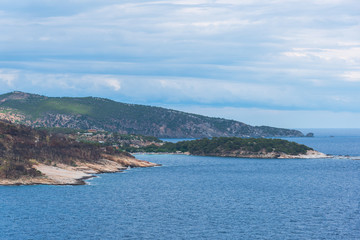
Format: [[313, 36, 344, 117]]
[[0, 92, 304, 138]]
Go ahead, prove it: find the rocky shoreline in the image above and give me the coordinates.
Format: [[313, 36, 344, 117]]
[[0, 155, 160, 186], [208, 150, 330, 159], [135, 150, 330, 159], [0, 150, 335, 186], [0, 119, 160, 186]]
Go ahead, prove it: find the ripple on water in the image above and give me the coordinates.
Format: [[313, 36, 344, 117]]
[[0, 152, 360, 239]]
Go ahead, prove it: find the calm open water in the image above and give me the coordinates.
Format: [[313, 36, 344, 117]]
[[1, 130, 360, 239]]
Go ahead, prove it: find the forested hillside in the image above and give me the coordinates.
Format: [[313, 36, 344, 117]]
[[0, 91, 305, 138], [125, 137, 313, 158]]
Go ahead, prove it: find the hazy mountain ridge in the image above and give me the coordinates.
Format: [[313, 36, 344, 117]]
[[0, 91, 304, 138]]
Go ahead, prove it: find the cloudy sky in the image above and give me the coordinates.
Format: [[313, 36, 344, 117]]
[[0, 0, 359, 128]]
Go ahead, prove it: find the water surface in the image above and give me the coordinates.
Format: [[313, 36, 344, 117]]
[[1, 132, 359, 239]]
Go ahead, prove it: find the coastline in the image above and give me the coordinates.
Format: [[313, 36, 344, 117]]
[[0, 156, 160, 186], [0, 150, 334, 186], [134, 150, 331, 159]]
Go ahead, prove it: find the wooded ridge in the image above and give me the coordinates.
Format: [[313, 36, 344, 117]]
[[0, 91, 305, 138]]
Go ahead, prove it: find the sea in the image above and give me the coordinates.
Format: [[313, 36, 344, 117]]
[[0, 129, 359, 240]]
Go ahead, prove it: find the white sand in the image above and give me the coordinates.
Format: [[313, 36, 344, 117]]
[[0, 156, 159, 186], [34, 164, 93, 185], [279, 150, 330, 159]]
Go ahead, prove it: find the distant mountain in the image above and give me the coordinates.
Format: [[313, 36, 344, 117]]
[[0, 91, 304, 138]]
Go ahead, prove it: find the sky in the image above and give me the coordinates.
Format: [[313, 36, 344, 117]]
[[0, 0, 359, 128]]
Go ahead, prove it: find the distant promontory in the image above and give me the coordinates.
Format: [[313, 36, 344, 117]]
[[126, 137, 328, 159], [0, 91, 304, 138], [0, 120, 328, 185]]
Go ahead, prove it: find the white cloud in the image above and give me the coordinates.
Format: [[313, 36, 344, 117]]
[[283, 47, 360, 64], [338, 42, 360, 47], [0, 69, 18, 87], [171, 106, 360, 128], [342, 72, 360, 82], [104, 78, 121, 91], [314, 0, 352, 4], [0, 0, 359, 127], [4, 68, 359, 110]]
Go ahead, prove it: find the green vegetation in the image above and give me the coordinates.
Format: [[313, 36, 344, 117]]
[[43, 99, 92, 116], [0, 92, 305, 138], [35, 127, 87, 134], [1, 97, 92, 119], [110, 132, 162, 143], [36, 127, 163, 145], [125, 137, 313, 157]]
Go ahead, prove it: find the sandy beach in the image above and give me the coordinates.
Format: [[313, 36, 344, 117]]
[[0, 156, 160, 186]]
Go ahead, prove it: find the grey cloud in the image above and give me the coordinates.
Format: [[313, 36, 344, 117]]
[[0, 0, 359, 115]]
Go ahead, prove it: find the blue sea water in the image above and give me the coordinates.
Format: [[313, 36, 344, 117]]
[[1, 130, 360, 240]]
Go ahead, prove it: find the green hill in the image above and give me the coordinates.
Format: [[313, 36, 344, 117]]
[[0, 91, 304, 138], [126, 137, 314, 158]]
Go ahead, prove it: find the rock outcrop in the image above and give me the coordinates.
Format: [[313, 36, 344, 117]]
[[0, 120, 159, 185]]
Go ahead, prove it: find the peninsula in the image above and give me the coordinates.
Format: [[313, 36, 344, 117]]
[[0, 121, 327, 186], [126, 137, 328, 159], [0, 91, 306, 138], [0, 120, 159, 186]]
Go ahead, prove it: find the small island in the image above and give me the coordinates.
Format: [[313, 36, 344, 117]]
[[126, 137, 328, 159]]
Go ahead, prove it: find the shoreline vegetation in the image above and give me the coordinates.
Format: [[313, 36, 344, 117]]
[[0, 156, 159, 186], [0, 120, 159, 186], [126, 137, 329, 159], [0, 120, 328, 186], [134, 150, 329, 159], [29, 127, 326, 159]]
